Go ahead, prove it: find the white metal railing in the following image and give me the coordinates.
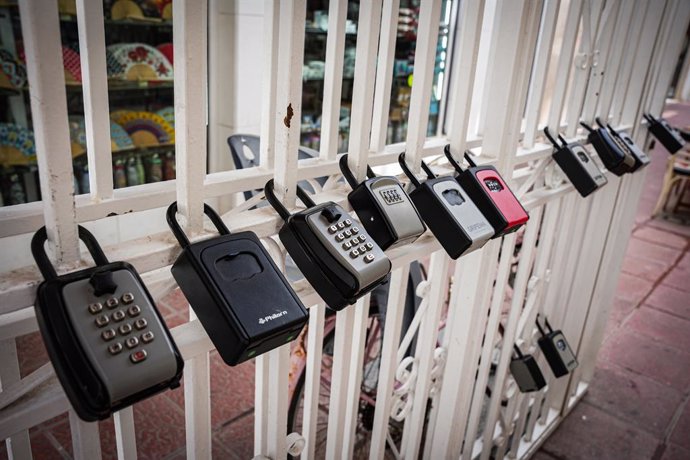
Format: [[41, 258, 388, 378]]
[[1, 0, 689, 459]]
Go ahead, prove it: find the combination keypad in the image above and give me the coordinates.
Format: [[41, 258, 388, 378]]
[[330, 219, 376, 263], [88, 291, 155, 363]]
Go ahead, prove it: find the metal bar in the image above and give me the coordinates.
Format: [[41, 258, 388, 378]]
[[184, 353, 212, 460], [114, 407, 137, 460], [0, 340, 32, 459], [259, 0, 280, 169], [301, 303, 326, 460], [319, 0, 348, 160], [69, 410, 102, 460], [18, 0, 79, 262], [75, 0, 114, 201]]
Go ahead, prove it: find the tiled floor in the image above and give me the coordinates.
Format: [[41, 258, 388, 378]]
[[537, 102, 690, 460], [3, 104, 690, 459]]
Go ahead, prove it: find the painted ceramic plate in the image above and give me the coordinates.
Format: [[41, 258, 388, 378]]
[[0, 49, 27, 90], [107, 43, 173, 81]]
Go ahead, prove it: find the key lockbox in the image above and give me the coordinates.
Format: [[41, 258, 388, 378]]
[[510, 345, 547, 393], [398, 152, 494, 259], [264, 180, 391, 311], [444, 146, 529, 238], [31, 226, 183, 421], [545, 127, 608, 198], [339, 154, 426, 250], [167, 202, 308, 366], [601, 121, 650, 173], [536, 316, 578, 378], [580, 120, 635, 176], [643, 113, 685, 154]]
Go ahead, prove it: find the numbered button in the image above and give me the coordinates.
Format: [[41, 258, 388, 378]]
[[328, 225, 338, 234], [366, 242, 374, 251], [350, 249, 360, 258], [359, 245, 367, 253], [128, 305, 141, 317], [125, 337, 139, 349], [142, 331, 155, 343], [95, 315, 110, 327], [335, 233, 345, 242], [88, 303, 103, 314], [119, 323, 133, 335], [134, 318, 148, 330], [344, 219, 352, 227], [359, 234, 366, 241], [344, 230, 352, 238], [130, 350, 147, 363], [342, 241, 352, 250], [337, 222, 346, 229], [112, 310, 126, 322], [101, 328, 116, 341], [352, 227, 360, 234], [121, 293, 134, 304], [364, 254, 375, 263], [108, 342, 123, 355]]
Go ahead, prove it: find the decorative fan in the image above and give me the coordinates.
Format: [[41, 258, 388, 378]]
[[0, 123, 36, 166], [62, 46, 82, 83], [156, 43, 173, 66], [111, 111, 175, 146], [107, 43, 173, 81], [157, 106, 174, 128], [111, 0, 162, 22], [0, 49, 27, 90]]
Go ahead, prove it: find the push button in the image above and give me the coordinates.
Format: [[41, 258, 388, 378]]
[[142, 331, 155, 343], [130, 350, 147, 363], [359, 245, 367, 253], [350, 249, 360, 258], [95, 315, 110, 327], [365, 242, 374, 250], [344, 230, 352, 238], [121, 292, 134, 304], [344, 219, 352, 227], [328, 225, 338, 234], [109, 342, 123, 355], [351, 237, 360, 245], [359, 234, 366, 241], [343, 241, 352, 250], [134, 318, 148, 330], [119, 323, 133, 335], [337, 222, 346, 229], [106, 297, 119, 309], [364, 254, 375, 263], [335, 233, 345, 242], [128, 305, 141, 317], [125, 337, 139, 349], [88, 303, 103, 314], [351, 227, 360, 234], [101, 329, 116, 341], [112, 310, 126, 322]]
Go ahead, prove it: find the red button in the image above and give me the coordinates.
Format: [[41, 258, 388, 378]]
[[130, 350, 147, 363]]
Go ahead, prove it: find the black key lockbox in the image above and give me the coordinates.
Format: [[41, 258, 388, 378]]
[[31, 226, 184, 421], [601, 121, 650, 172], [264, 180, 391, 311], [643, 113, 685, 154], [510, 345, 546, 393], [444, 146, 529, 238], [339, 154, 426, 250], [536, 316, 578, 378], [580, 120, 635, 176], [544, 127, 608, 198], [167, 202, 308, 365], [398, 152, 494, 259]]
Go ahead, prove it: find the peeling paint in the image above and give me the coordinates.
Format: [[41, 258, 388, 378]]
[[283, 103, 294, 128]]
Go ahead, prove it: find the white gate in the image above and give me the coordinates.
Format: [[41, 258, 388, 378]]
[[1, 0, 688, 459]]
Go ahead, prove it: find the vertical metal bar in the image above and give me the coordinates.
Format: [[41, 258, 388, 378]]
[[184, 353, 211, 460], [446, 0, 486, 156], [318, 0, 348, 160], [301, 303, 326, 460], [265, 345, 291, 459], [368, 265, 411, 460], [69, 410, 102, 460], [75, 0, 113, 201], [546, 0, 583, 131], [404, 0, 443, 172], [342, 294, 372, 458], [273, 0, 306, 207], [259, 0, 280, 170], [18, 0, 79, 263], [370, 0, 401, 152], [0, 341, 32, 459], [523, 0, 561, 148], [345, 1, 383, 181], [113, 407, 137, 460], [173, 0, 208, 231], [400, 251, 450, 459]]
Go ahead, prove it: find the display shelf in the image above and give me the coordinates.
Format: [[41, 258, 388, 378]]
[[59, 16, 172, 29]]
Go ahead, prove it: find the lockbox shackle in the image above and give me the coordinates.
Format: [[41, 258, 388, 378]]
[[498, 321, 525, 359], [543, 127, 568, 149], [579, 121, 595, 133], [535, 313, 554, 336], [31, 225, 110, 281], [166, 202, 231, 249], [595, 116, 608, 129], [338, 154, 377, 189], [264, 179, 318, 222], [398, 152, 435, 188]]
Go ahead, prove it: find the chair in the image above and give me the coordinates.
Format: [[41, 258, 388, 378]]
[[652, 148, 690, 219]]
